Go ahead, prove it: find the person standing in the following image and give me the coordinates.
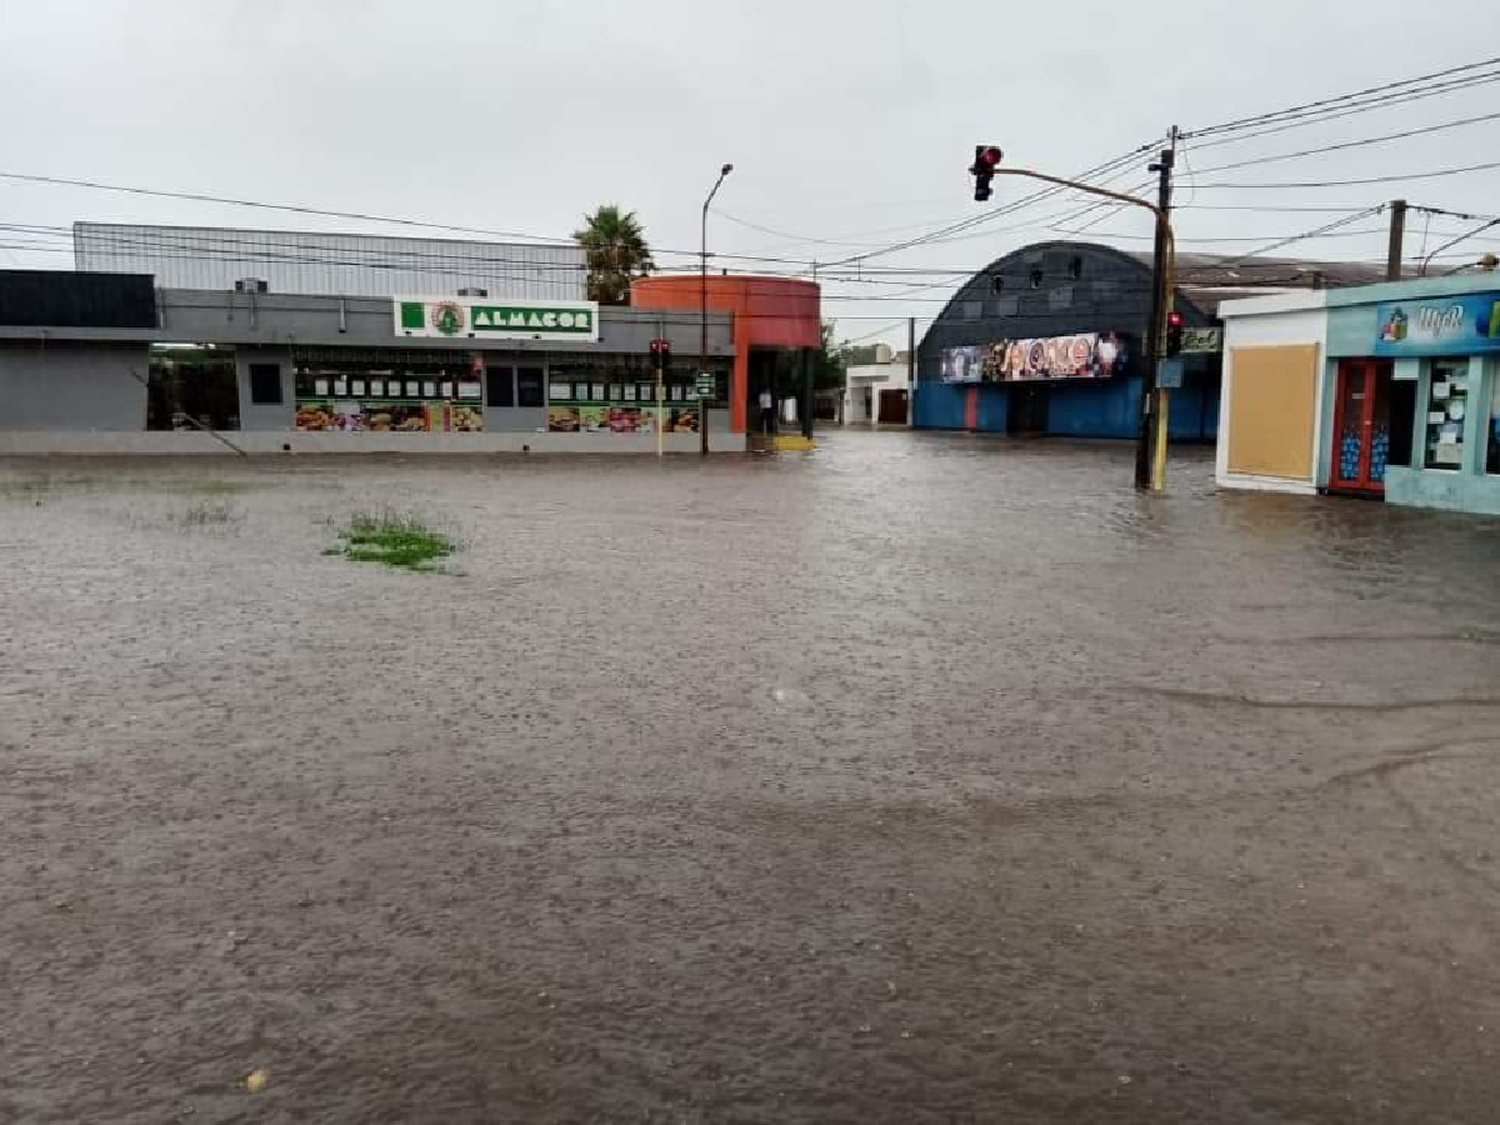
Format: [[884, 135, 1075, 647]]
[[759, 386, 775, 433]]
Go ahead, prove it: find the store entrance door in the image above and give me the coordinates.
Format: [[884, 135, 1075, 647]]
[[485, 363, 547, 431], [878, 388, 908, 424], [1009, 383, 1049, 435], [1330, 359, 1409, 495]]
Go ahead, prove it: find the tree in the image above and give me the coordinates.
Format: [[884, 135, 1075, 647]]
[[573, 205, 654, 306], [812, 321, 845, 391]]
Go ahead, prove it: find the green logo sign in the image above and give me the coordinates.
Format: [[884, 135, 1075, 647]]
[[397, 298, 598, 340], [471, 305, 593, 334], [431, 301, 464, 336]]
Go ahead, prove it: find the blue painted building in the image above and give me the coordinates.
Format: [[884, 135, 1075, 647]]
[[913, 241, 1222, 441], [1217, 272, 1500, 516]]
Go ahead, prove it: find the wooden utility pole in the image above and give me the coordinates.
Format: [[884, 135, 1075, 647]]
[[1386, 200, 1408, 281], [1135, 128, 1177, 491]]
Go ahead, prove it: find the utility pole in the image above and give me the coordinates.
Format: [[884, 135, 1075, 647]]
[[701, 163, 733, 456], [1386, 199, 1407, 281], [801, 346, 814, 440], [1135, 127, 1177, 492], [966, 147, 1175, 489]]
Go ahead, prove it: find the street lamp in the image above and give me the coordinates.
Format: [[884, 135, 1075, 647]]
[[969, 152, 1177, 491], [701, 162, 733, 456]]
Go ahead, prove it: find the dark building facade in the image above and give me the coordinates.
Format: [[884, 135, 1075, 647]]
[[914, 241, 1220, 441]]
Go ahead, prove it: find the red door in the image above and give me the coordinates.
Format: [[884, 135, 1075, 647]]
[[1330, 360, 1394, 495]]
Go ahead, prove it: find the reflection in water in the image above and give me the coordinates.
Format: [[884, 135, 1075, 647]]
[[3, 431, 1500, 1123]]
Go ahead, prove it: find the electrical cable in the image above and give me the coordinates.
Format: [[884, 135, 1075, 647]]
[[1182, 56, 1500, 139], [1187, 109, 1500, 175], [1193, 159, 1500, 189], [1418, 217, 1500, 275], [0, 169, 832, 268], [15, 220, 1487, 291], [811, 144, 1157, 271], [836, 320, 908, 346]]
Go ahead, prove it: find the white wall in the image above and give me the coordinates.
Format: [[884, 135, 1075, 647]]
[[1216, 295, 1329, 494], [844, 361, 911, 425]]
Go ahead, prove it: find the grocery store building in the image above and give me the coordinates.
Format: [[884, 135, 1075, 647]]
[[0, 224, 822, 453]]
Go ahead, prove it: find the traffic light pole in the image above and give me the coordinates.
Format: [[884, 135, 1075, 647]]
[[980, 165, 1176, 490], [1137, 131, 1177, 492], [701, 164, 733, 456]]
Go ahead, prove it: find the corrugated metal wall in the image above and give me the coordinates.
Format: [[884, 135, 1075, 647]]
[[74, 223, 586, 300]]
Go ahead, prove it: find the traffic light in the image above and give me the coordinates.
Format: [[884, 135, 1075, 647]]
[[970, 145, 1003, 202], [1165, 310, 1184, 358], [650, 338, 672, 370]]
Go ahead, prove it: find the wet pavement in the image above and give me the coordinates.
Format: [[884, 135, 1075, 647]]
[[3, 430, 1500, 1123]]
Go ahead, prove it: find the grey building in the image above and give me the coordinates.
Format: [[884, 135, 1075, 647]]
[[74, 222, 586, 302], [0, 270, 734, 454]]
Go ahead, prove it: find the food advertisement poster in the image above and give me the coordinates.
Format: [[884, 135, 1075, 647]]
[[546, 405, 700, 434], [295, 401, 484, 432], [990, 332, 1127, 381], [940, 345, 984, 383]]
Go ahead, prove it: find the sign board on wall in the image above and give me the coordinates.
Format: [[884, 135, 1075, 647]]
[[1180, 326, 1222, 354], [991, 332, 1128, 381], [1373, 292, 1500, 356], [396, 296, 600, 342], [940, 345, 984, 383]]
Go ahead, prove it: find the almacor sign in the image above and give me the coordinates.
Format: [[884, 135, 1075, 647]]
[[395, 297, 600, 342]]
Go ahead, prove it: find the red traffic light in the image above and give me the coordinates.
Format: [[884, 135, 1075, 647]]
[[1167, 310, 1184, 328], [978, 146, 1003, 168]]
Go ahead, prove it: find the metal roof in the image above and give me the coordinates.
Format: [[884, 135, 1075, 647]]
[[73, 222, 586, 301], [1126, 251, 1400, 315]]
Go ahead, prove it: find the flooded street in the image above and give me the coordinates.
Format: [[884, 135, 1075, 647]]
[[4, 430, 1500, 1123]]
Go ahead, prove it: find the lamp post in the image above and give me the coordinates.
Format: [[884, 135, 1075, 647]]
[[970, 154, 1177, 491], [701, 162, 733, 456]]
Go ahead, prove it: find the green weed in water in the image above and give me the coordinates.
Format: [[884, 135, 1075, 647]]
[[330, 509, 455, 571], [158, 498, 243, 531]]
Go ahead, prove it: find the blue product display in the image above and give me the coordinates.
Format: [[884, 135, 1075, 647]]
[[1370, 425, 1389, 482], [1340, 430, 1363, 480]]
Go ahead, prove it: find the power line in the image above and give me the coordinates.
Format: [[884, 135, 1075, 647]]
[[1188, 109, 1500, 175], [1194, 159, 1500, 190], [812, 145, 1156, 271], [0, 169, 827, 268], [1044, 224, 1394, 243], [13, 220, 1480, 294], [1213, 207, 1386, 267], [710, 209, 955, 250], [836, 320, 908, 346], [1182, 55, 1500, 139], [1418, 217, 1500, 275]]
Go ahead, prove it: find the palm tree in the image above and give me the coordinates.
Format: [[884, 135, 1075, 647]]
[[573, 205, 654, 305]]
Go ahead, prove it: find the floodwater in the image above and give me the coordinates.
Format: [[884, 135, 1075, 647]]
[[3, 431, 1500, 1124]]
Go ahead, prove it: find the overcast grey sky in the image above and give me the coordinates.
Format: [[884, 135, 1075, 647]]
[[2, 0, 1499, 347]]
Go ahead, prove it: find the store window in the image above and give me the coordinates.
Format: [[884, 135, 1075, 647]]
[[248, 363, 283, 405], [1424, 359, 1469, 469], [517, 367, 545, 408], [147, 344, 239, 431], [290, 349, 483, 432], [486, 368, 514, 408], [1487, 371, 1500, 475]]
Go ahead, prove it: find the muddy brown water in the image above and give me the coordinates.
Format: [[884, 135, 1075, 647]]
[[3, 432, 1500, 1123]]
